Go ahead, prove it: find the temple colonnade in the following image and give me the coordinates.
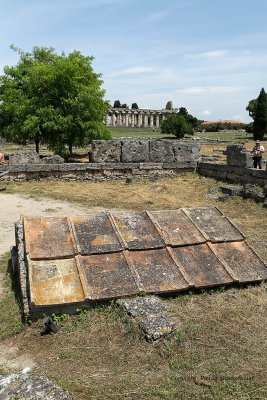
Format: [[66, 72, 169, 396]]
[[105, 108, 174, 128]]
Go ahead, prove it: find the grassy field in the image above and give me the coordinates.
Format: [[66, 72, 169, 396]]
[[0, 174, 267, 399]]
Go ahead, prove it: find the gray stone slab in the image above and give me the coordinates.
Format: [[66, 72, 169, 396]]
[[91, 140, 121, 163], [9, 151, 40, 165], [149, 140, 175, 163], [117, 295, 178, 342], [121, 140, 149, 163], [0, 373, 71, 399]]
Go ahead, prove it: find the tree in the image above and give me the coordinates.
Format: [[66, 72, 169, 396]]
[[253, 88, 267, 140], [131, 103, 138, 109], [246, 99, 257, 120], [113, 100, 121, 108], [161, 114, 193, 138], [178, 107, 201, 129], [0, 45, 111, 154]]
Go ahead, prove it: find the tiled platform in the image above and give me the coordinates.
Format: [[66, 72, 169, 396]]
[[18, 206, 267, 313]]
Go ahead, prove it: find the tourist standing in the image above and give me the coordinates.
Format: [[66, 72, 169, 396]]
[[251, 140, 265, 169]]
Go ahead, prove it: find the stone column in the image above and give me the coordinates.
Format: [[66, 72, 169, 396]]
[[144, 113, 148, 127], [117, 112, 122, 126], [150, 112, 154, 128], [112, 112, 116, 127], [162, 114, 166, 122], [155, 113, 160, 128], [137, 112, 142, 127], [125, 112, 129, 127], [131, 112, 135, 127], [105, 113, 109, 126]]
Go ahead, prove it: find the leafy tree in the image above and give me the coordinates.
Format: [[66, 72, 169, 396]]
[[178, 107, 201, 129], [253, 88, 267, 140], [161, 114, 193, 138], [178, 107, 188, 116], [113, 100, 121, 108], [0, 45, 111, 154], [131, 103, 139, 109], [246, 99, 257, 120]]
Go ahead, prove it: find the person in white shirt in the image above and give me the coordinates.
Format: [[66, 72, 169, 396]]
[[251, 140, 265, 169]]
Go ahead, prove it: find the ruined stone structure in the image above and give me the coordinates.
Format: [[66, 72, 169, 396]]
[[198, 144, 267, 187], [105, 108, 175, 128]]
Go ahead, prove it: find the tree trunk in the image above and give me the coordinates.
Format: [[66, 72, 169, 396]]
[[35, 140, 40, 154], [68, 143, 73, 155]]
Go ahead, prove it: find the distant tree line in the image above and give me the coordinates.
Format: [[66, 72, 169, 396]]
[[200, 122, 248, 133], [113, 100, 139, 109]]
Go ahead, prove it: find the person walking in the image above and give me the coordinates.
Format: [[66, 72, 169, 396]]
[[251, 140, 265, 169]]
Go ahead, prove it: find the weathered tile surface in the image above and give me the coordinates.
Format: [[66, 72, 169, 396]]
[[111, 211, 165, 250], [71, 214, 122, 254], [185, 206, 245, 242], [127, 248, 190, 292], [150, 209, 206, 246], [24, 217, 75, 259], [78, 253, 139, 300], [28, 258, 85, 305], [171, 244, 234, 287], [20, 207, 267, 311], [212, 241, 267, 283]]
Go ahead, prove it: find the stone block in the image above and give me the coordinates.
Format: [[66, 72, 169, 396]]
[[58, 163, 87, 171], [42, 155, 64, 164], [9, 151, 40, 165], [149, 140, 175, 163], [173, 142, 200, 162], [91, 140, 121, 163], [121, 140, 149, 162], [225, 144, 253, 168]]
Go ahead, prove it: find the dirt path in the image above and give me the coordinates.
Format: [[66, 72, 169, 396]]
[[0, 192, 101, 257]]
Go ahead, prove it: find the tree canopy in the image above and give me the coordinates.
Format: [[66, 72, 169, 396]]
[[131, 103, 139, 109], [160, 114, 193, 138], [0, 45, 111, 154], [253, 88, 267, 140]]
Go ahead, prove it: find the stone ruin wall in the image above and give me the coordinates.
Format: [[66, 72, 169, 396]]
[[198, 144, 267, 187], [0, 139, 200, 182]]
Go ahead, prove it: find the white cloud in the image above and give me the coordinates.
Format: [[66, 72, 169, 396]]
[[186, 49, 229, 59], [110, 66, 157, 77], [232, 115, 241, 120], [178, 86, 245, 95], [199, 110, 212, 116]]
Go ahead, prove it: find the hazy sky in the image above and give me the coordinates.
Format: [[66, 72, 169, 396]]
[[1, 0, 267, 122]]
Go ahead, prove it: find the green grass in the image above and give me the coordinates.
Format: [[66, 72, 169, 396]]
[[0, 253, 25, 339]]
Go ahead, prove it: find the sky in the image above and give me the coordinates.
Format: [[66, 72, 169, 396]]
[[1, 0, 267, 123]]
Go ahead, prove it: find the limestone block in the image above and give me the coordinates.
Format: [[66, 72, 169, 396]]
[[173, 142, 200, 162], [225, 144, 253, 168], [91, 140, 121, 163], [121, 140, 149, 162], [9, 151, 40, 165], [149, 140, 175, 163], [42, 155, 64, 164]]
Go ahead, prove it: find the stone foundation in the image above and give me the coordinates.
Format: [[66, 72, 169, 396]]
[[0, 161, 197, 182]]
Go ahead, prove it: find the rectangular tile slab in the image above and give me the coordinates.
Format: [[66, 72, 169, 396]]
[[24, 217, 75, 259], [184, 206, 245, 242], [77, 253, 139, 300], [110, 211, 165, 250], [28, 257, 85, 306], [127, 248, 190, 293], [171, 244, 234, 288], [150, 209, 206, 246], [71, 214, 123, 255], [211, 241, 267, 283]]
